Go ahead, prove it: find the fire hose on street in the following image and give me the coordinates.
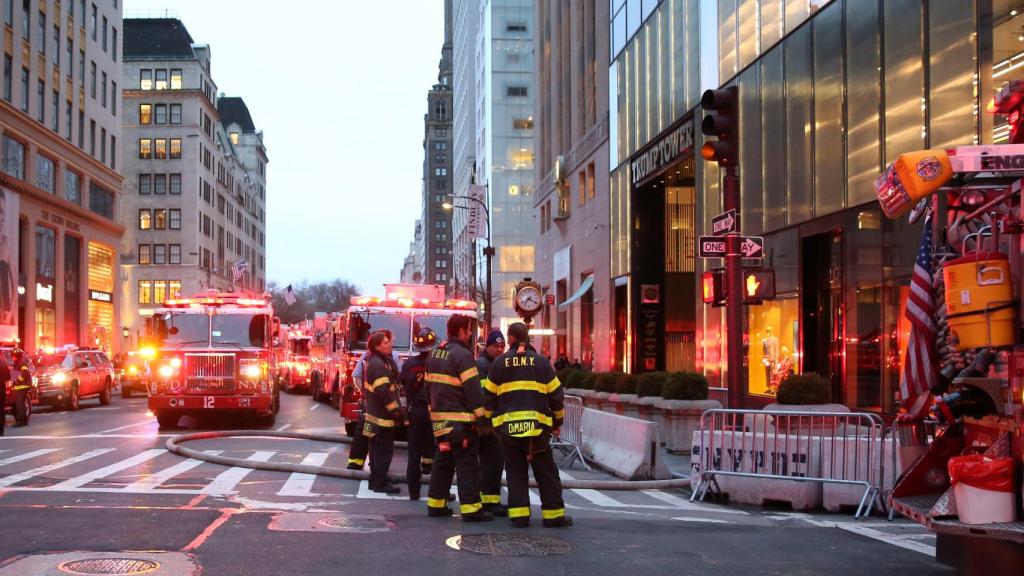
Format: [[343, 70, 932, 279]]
[[166, 430, 692, 491]]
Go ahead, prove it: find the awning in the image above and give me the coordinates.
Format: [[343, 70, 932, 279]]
[[558, 275, 594, 311]]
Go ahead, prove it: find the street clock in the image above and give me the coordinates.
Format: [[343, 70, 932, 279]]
[[514, 279, 543, 320]]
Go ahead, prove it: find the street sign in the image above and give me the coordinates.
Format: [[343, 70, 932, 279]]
[[740, 236, 764, 259], [711, 209, 737, 236], [698, 237, 727, 258]]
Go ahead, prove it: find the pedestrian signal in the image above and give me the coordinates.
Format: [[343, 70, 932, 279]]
[[743, 269, 775, 303], [701, 269, 726, 307]]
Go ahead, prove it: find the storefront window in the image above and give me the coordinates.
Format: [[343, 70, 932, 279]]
[[845, 0, 881, 206], [748, 297, 800, 396], [665, 182, 695, 273], [784, 25, 812, 223], [64, 235, 80, 346], [761, 47, 786, 231], [883, 0, 925, 161], [87, 242, 114, 351], [739, 66, 762, 234], [812, 0, 844, 217]]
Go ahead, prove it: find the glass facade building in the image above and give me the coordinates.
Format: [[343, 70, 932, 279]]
[[612, 0, 1001, 413]]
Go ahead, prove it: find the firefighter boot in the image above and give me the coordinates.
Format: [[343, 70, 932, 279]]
[[427, 507, 454, 518], [542, 516, 574, 528], [510, 517, 529, 528], [483, 503, 508, 517], [461, 509, 495, 523]]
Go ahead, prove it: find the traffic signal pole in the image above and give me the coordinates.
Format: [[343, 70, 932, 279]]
[[723, 167, 745, 409]]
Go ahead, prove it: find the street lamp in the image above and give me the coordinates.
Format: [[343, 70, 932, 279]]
[[443, 194, 494, 332]]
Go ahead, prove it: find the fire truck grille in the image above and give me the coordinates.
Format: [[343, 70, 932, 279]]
[[184, 353, 236, 393]]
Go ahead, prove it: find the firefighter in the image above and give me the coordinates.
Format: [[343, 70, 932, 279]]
[[347, 330, 402, 470], [400, 326, 438, 500], [10, 348, 30, 427], [477, 329, 507, 516], [425, 314, 492, 522], [484, 322, 572, 528], [362, 330, 404, 494]]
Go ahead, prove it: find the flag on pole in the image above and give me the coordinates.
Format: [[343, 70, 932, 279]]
[[284, 284, 297, 306], [232, 259, 248, 284], [899, 216, 937, 420]]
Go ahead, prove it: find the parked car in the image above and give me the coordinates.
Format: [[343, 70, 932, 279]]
[[120, 354, 151, 398], [35, 348, 115, 410], [0, 347, 36, 425]]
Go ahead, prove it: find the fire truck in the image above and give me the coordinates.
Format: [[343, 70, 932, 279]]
[[144, 290, 280, 429], [336, 284, 477, 436], [310, 313, 344, 406], [280, 325, 314, 394]]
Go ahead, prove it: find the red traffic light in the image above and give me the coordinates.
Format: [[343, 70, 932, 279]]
[[700, 87, 738, 166], [701, 269, 726, 306], [743, 269, 775, 303]]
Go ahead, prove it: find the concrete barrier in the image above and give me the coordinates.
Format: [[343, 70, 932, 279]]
[[657, 399, 722, 454], [581, 407, 671, 480]]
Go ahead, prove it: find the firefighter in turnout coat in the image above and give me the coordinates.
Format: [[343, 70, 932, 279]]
[[425, 314, 493, 522], [476, 329, 508, 516], [484, 322, 572, 528], [400, 326, 438, 500], [362, 331, 404, 494]]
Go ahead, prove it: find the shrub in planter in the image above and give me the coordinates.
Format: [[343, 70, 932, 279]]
[[615, 372, 638, 395], [581, 372, 599, 391], [563, 369, 587, 391], [594, 372, 620, 394], [556, 367, 573, 384], [776, 372, 832, 405], [635, 371, 668, 398], [662, 372, 709, 401]]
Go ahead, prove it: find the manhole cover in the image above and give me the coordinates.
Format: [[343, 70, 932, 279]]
[[446, 534, 571, 556], [58, 558, 160, 575], [318, 517, 389, 531]]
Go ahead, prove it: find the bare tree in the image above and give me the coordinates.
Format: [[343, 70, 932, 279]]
[[266, 280, 361, 324]]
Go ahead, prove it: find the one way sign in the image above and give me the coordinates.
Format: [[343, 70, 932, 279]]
[[698, 235, 765, 259]]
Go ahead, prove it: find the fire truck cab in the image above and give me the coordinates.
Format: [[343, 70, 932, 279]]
[[337, 284, 477, 437], [281, 326, 314, 394], [144, 290, 279, 429]]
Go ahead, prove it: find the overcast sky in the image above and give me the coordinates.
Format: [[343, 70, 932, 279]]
[[124, 0, 446, 294]]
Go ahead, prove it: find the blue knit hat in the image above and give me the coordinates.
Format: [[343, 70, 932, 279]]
[[485, 330, 505, 347]]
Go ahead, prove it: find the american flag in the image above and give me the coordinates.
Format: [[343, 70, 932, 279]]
[[232, 259, 248, 284], [899, 216, 937, 420]]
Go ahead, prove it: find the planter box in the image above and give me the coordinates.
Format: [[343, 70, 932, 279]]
[[594, 391, 614, 412], [656, 399, 722, 455], [617, 394, 640, 419], [632, 396, 665, 443], [607, 393, 626, 415], [577, 389, 599, 408]]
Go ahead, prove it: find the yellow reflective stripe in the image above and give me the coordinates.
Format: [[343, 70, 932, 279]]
[[481, 494, 501, 504], [426, 373, 461, 387], [492, 410, 553, 427], [347, 458, 365, 465], [482, 378, 497, 394], [542, 508, 565, 520], [430, 411, 476, 422], [511, 428, 544, 438], [385, 401, 399, 412], [460, 366, 479, 383], [546, 377, 561, 393], [553, 409, 564, 419], [364, 414, 395, 427], [420, 457, 434, 464], [497, 380, 548, 395], [508, 507, 530, 518], [427, 498, 448, 509], [460, 502, 482, 514], [483, 409, 493, 418]]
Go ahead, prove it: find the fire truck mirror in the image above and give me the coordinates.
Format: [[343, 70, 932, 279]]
[[168, 326, 179, 336]]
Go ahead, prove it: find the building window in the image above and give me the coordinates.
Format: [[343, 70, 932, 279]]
[[19, 67, 28, 112], [2, 55, 10, 102], [169, 173, 181, 194], [434, 167, 447, 176], [111, 135, 116, 170], [100, 127, 106, 162], [170, 138, 181, 159], [434, 100, 447, 120], [1, 136, 24, 180], [89, 119, 95, 154], [77, 110, 84, 148], [434, 127, 447, 137], [65, 169, 80, 204], [100, 71, 106, 107], [138, 280, 152, 304], [140, 69, 152, 90], [88, 182, 113, 219], [112, 28, 117, 62], [139, 138, 152, 159], [35, 155, 54, 193], [509, 184, 521, 196], [37, 10, 44, 55], [170, 103, 181, 124], [155, 69, 167, 90], [89, 61, 95, 98], [138, 245, 151, 266], [507, 86, 528, 97], [101, 15, 107, 52], [90, 3, 96, 40], [169, 244, 181, 265], [506, 22, 527, 32], [168, 280, 181, 299], [138, 209, 151, 230], [51, 90, 58, 131], [169, 209, 181, 229], [153, 173, 166, 194], [153, 280, 166, 303], [35, 79, 43, 122], [153, 244, 166, 265], [65, 36, 72, 78], [111, 82, 117, 115], [154, 209, 167, 230], [138, 173, 152, 195], [154, 138, 166, 159], [513, 118, 533, 130], [154, 103, 166, 124], [170, 68, 181, 89], [65, 100, 72, 141], [230, 132, 238, 145], [78, 50, 84, 83]]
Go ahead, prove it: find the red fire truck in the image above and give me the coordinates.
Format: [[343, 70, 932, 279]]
[[280, 325, 314, 394], [145, 290, 280, 429], [336, 284, 477, 437], [310, 313, 344, 406]]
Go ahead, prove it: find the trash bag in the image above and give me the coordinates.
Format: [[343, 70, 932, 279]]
[[948, 454, 1015, 492]]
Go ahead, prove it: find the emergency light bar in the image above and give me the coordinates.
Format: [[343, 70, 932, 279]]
[[348, 295, 478, 310], [162, 293, 268, 308]]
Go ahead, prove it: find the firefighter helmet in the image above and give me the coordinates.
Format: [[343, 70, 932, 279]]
[[413, 327, 438, 352]]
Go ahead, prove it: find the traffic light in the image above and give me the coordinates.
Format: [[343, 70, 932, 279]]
[[743, 269, 775, 304], [701, 269, 726, 307], [700, 87, 738, 166]]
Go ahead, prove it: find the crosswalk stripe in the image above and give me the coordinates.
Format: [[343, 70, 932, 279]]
[[0, 448, 115, 487], [0, 449, 59, 468], [124, 450, 224, 492], [51, 449, 167, 489], [641, 489, 749, 514], [558, 470, 626, 507], [277, 453, 328, 497], [201, 451, 275, 495], [356, 480, 407, 500]]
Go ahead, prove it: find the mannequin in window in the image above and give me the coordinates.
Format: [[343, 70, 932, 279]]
[[769, 346, 795, 395], [761, 326, 779, 389]]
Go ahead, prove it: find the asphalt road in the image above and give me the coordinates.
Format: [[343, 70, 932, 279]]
[[0, 389, 952, 575]]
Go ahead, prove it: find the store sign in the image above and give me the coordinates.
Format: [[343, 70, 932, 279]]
[[89, 289, 113, 303], [36, 283, 53, 302], [631, 120, 694, 186], [465, 185, 486, 239]]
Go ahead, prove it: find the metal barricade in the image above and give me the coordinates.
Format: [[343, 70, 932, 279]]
[[690, 409, 886, 518], [551, 395, 590, 470]]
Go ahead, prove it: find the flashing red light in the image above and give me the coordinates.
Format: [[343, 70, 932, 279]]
[[1011, 110, 1021, 125], [701, 270, 725, 305]]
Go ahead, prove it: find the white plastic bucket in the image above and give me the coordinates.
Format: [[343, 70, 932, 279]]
[[954, 482, 1016, 525]]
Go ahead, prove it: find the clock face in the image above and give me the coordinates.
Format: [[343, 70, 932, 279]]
[[516, 286, 542, 312]]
